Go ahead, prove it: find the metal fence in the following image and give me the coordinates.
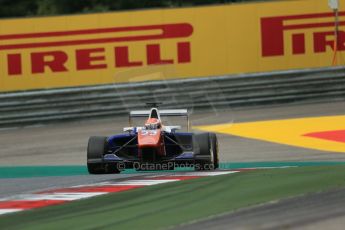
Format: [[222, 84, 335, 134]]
[[0, 66, 344, 127]]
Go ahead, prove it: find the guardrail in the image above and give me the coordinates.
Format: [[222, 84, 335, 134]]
[[0, 66, 344, 127]]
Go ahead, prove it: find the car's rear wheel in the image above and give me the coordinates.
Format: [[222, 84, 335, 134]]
[[87, 136, 120, 174], [194, 133, 218, 171]]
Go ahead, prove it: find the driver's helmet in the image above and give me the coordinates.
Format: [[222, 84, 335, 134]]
[[145, 118, 161, 130]]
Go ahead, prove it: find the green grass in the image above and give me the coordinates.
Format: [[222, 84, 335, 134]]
[[2, 165, 345, 230]]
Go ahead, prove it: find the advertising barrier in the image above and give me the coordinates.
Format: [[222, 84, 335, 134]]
[[0, 0, 344, 92]]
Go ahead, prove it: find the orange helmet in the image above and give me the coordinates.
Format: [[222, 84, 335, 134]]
[[145, 118, 161, 130]]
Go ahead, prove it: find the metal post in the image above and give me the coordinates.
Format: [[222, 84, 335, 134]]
[[329, 0, 339, 65], [332, 8, 339, 65]]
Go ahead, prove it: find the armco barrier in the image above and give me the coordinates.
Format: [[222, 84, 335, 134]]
[[0, 66, 344, 128]]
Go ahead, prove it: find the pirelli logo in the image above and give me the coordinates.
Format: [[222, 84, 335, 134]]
[[261, 11, 345, 57], [2, 23, 193, 76]]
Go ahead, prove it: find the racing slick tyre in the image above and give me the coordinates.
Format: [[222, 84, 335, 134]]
[[209, 133, 219, 169], [87, 136, 120, 174], [194, 133, 218, 171]]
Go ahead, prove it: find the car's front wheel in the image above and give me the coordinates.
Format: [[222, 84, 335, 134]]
[[194, 133, 219, 171], [87, 136, 120, 174]]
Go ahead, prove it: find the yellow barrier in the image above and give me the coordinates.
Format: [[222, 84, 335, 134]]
[[0, 0, 344, 92]]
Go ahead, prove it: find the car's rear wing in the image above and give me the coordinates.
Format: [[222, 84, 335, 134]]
[[129, 109, 190, 131], [130, 109, 188, 117]]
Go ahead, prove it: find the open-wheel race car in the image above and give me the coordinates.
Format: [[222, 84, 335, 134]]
[[87, 106, 219, 174]]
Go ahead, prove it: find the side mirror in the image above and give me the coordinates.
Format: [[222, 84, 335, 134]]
[[123, 127, 134, 132], [163, 125, 182, 133], [170, 126, 182, 131]]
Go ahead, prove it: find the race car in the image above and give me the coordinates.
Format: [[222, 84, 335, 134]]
[[87, 106, 219, 174]]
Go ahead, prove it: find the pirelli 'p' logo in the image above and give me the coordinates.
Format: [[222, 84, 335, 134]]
[[1, 23, 193, 75], [261, 12, 345, 57]]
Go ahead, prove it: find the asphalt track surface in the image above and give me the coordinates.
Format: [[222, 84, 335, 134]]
[[1, 100, 345, 229], [176, 187, 345, 230]]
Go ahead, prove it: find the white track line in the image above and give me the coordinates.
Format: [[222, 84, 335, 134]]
[[169, 171, 239, 176], [0, 209, 23, 215], [4, 192, 107, 201], [102, 179, 180, 186], [71, 179, 180, 188]]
